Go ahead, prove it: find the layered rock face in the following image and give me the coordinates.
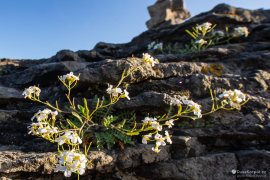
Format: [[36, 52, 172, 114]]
[[0, 3, 270, 180], [146, 0, 190, 29]]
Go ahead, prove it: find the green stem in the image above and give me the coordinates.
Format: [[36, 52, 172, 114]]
[[34, 99, 64, 113]]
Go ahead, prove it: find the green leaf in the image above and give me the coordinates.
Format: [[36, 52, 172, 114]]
[[83, 98, 90, 117], [185, 29, 197, 39], [131, 121, 137, 131], [126, 131, 140, 136], [103, 115, 116, 127], [60, 121, 68, 129], [117, 119, 126, 128], [67, 119, 79, 129], [77, 105, 85, 114], [177, 104, 183, 115], [72, 111, 83, 123], [95, 129, 134, 150], [95, 131, 115, 150], [112, 129, 133, 145]]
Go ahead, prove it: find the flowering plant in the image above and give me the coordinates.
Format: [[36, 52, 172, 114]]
[[146, 22, 250, 55], [185, 22, 216, 51], [147, 41, 163, 54], [24, 53, 248, 178], [185, 22, 250, 52]]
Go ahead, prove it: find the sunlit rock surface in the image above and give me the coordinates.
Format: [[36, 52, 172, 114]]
[[146, 0, 190, 29]]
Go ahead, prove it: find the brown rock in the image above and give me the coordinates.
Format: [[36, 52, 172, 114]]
[[146, 0, 190, 29]]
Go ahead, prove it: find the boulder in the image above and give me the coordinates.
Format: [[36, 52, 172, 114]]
[[146, 0, 191, 29]]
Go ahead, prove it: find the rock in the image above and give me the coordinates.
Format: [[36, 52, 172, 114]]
[[0, 145, 170, 179], [135, 153, 237, 180], [171, 136, 206, 159], [49, 50, 84, 62], [236, 150, 270, 178], [0, 151, 56, 174], [0, 86, 22, 100], [146, 0, 190, 29]]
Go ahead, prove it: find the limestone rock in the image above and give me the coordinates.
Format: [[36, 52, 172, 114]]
[[146, 0, 191, 29]]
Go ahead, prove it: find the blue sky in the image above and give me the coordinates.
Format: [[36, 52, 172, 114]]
[[0, 0, 269, 59]]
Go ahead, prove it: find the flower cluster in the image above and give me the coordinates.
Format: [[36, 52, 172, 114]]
[[55, 131, 82, 145], [142, 131, 172, 153], [148, 41, 163, 51], [31, 108, 58, 122], [142, 117, 162, 131], [165, 120, 174, 128], [219, 89, 246, 109], [233, 27, 249, 37], [28, 121, 58, 139], [142, 53, 159, 67], [59, 72, 79, 84], [182, 99, 202, 118], [196, 22, 212, 32], [141, 117, 174, 153], [22, 86, 41, 99], [106, 84, 130, 100], [185, 22, 215, 52], [183, 22, 252, 54], [170, 96, 202, 118], [28, 108, 59, 139], [55, 150, 87, 177]]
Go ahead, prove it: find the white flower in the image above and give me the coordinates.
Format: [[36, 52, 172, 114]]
[[151, 133, 167, 153], [151, 121, 163, 131], [55, 150, 87, 177], [142, 53, 159, 67], [142, 134, 152, 144], [142, 117, 162, 131], [122, 89, 130, 100], [182, 99, 202, 118], [154, 133, 166, 146], [164, 131, 172, 144], [219, 89, 246, 109], [170, 98, 182, 106], [31, 108, 58, 122], [59, 72, 79, 84], [55, 131, 82, 145], [142, 117, 163, 131], [22, 86, 41, 99], [195, 39, 207, 45], [197, 22, 212, 31], [165, 120, 174, 128], [169, 96, 202, 118], [151, 131, 173, 153], [142, 117, 157, 123], [233, 27, 249, 37], [28, 122, 58, 138], [106, 84, 122, 97]]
